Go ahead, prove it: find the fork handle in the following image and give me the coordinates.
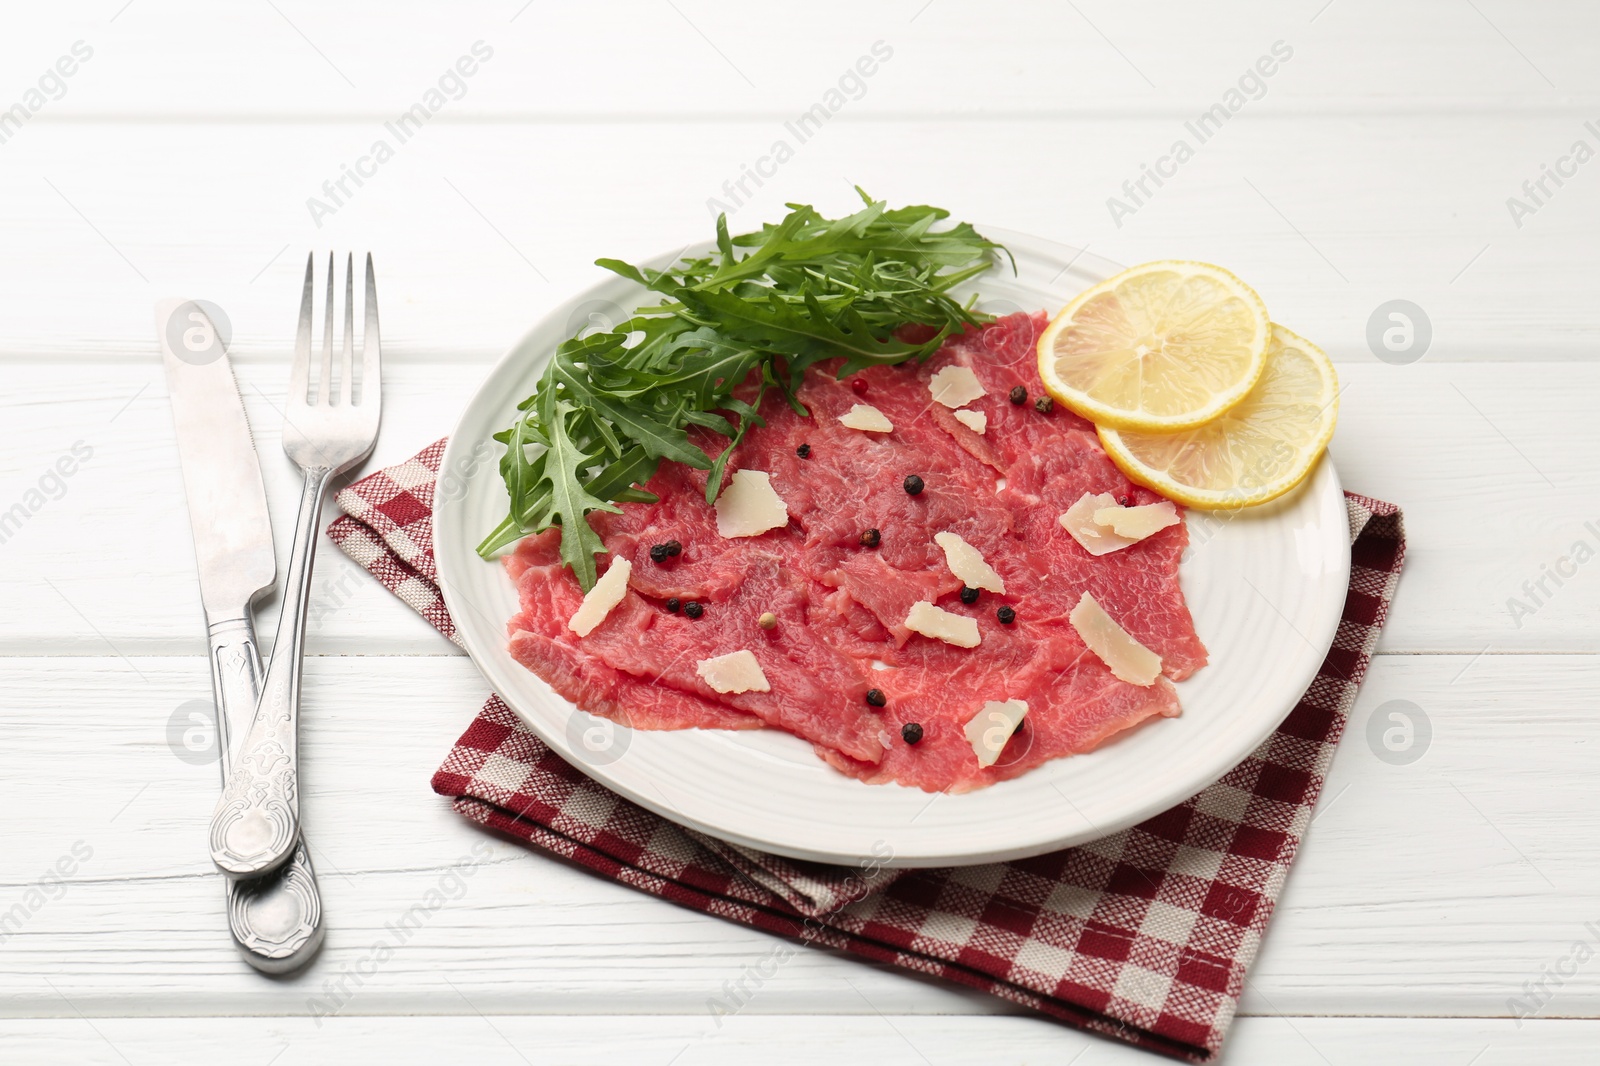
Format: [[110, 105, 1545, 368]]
[[209, 466, 331, 878], [207, 616, 325, 969]]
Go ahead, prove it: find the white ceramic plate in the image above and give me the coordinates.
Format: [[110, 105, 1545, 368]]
[[434, 228, 1351, 868]]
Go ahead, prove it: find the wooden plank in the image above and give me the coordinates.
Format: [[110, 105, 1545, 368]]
[[0, 1014, 1593, 1065], [0, 356, 1590, 654], [0, 653, 1592, 1020], [7, 1, 1599, 119], [0, 118, 1590, 364]]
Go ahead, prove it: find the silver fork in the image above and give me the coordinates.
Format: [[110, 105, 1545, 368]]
[[209, 252, 383, 878]]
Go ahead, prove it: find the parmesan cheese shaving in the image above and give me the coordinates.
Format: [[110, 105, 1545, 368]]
[[904, 600, 981, 648], [715, 469, 789, 538], [1094, 501, 1180, 540], [934, 531, 1005, 593], [1069, 592, 1162, 686], [1059, 491, 1139, 556], [568, 557, 633, 637], [953, 409, 987, 434], [964, 699, 1028, 768], [696, 650, 771, 694], [928, 365, 985, 408], [838, 404, 894, 432]]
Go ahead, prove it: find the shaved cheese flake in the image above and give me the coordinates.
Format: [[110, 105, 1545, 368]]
[[696, 650, 771, 694], [715, 469, 789, 538], [904, 600, 981, 648], [1094, 501, 1180, 540], [1070, 592, 1162, 686], [928, 365, 986, 408], [934, 531, 1005, 593], [1059, 492, 1139, 556], [964, 699, 1029, 768], [568, 557, 633, 637], [838, 404, 894, 433], [953, 409, 987, 434]]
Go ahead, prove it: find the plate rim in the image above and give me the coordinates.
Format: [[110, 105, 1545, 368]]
[[434, 227, 1352, 867]]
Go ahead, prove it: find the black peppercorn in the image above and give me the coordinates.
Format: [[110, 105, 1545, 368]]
[[865, 688, 887, 708], [903, 474, 924, 496], [997, 605, 1016, 624], [684, 601, 704, 619], [901, 722, 924, 745], [959, 586, 979, 605], [665, 598, 681, 613], [1009, 385, 1027, 405], [860, 527, 881, 548], [1034, 395, 1054, 414], [649, 543, 670, 564], [797, 443, 811, 459], [665, 539, 682, 557]]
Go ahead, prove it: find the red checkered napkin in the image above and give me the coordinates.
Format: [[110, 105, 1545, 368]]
[[328, 439, 1405, 1063]]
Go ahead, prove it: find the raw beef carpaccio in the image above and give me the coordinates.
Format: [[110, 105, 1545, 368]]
[[505, 313, 1207, 792]]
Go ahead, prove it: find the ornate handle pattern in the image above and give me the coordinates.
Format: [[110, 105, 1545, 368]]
[[227, 837, 323, 969], [210, 468, 329, 878], [207, 618, 325, 971]]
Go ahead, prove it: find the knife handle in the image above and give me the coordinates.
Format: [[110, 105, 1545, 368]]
[[208, 617, 325, 971], [210, 469, 327, 878], [207, 618, 261, 770]]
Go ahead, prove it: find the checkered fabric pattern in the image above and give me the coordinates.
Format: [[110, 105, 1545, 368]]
[[327, 439, 1406, 1062]]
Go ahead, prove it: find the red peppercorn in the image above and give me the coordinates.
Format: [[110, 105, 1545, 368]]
[[851, 377, 868, 396]]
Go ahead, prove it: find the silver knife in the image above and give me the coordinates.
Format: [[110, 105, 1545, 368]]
[[158, 298, 325, 972]]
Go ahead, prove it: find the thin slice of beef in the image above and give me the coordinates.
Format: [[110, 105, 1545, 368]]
[[816, 618, 1182, 792], [816, 551, 961, 648], [507, 534, 762, 732], [510, 537, 885, 763]]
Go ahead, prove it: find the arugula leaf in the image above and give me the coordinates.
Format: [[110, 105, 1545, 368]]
[[551, 362, 710, 470], [477, 192, 1005, 589], [540, 402, 622, 591]]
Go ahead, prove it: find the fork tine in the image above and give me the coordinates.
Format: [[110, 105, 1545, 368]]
[[339, 253, 354, 407], [361, 253, 381, 408], [318, 251, 334, 406], [291, 253, 314, 405], [280, 251, 380, 476]]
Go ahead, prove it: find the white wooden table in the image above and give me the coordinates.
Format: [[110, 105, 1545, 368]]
[[2, 3, 1595, 1061]]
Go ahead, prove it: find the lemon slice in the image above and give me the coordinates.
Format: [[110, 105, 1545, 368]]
[[1098, 324, 1338, 509], [1038, 261, 1271, 431]]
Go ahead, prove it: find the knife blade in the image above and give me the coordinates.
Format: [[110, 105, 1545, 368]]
[[159, 299, 275, 620], [158, 299, 324, 971]]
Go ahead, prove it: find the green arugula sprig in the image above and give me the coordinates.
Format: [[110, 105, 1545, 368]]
[[477, 190, 1007, 589]]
